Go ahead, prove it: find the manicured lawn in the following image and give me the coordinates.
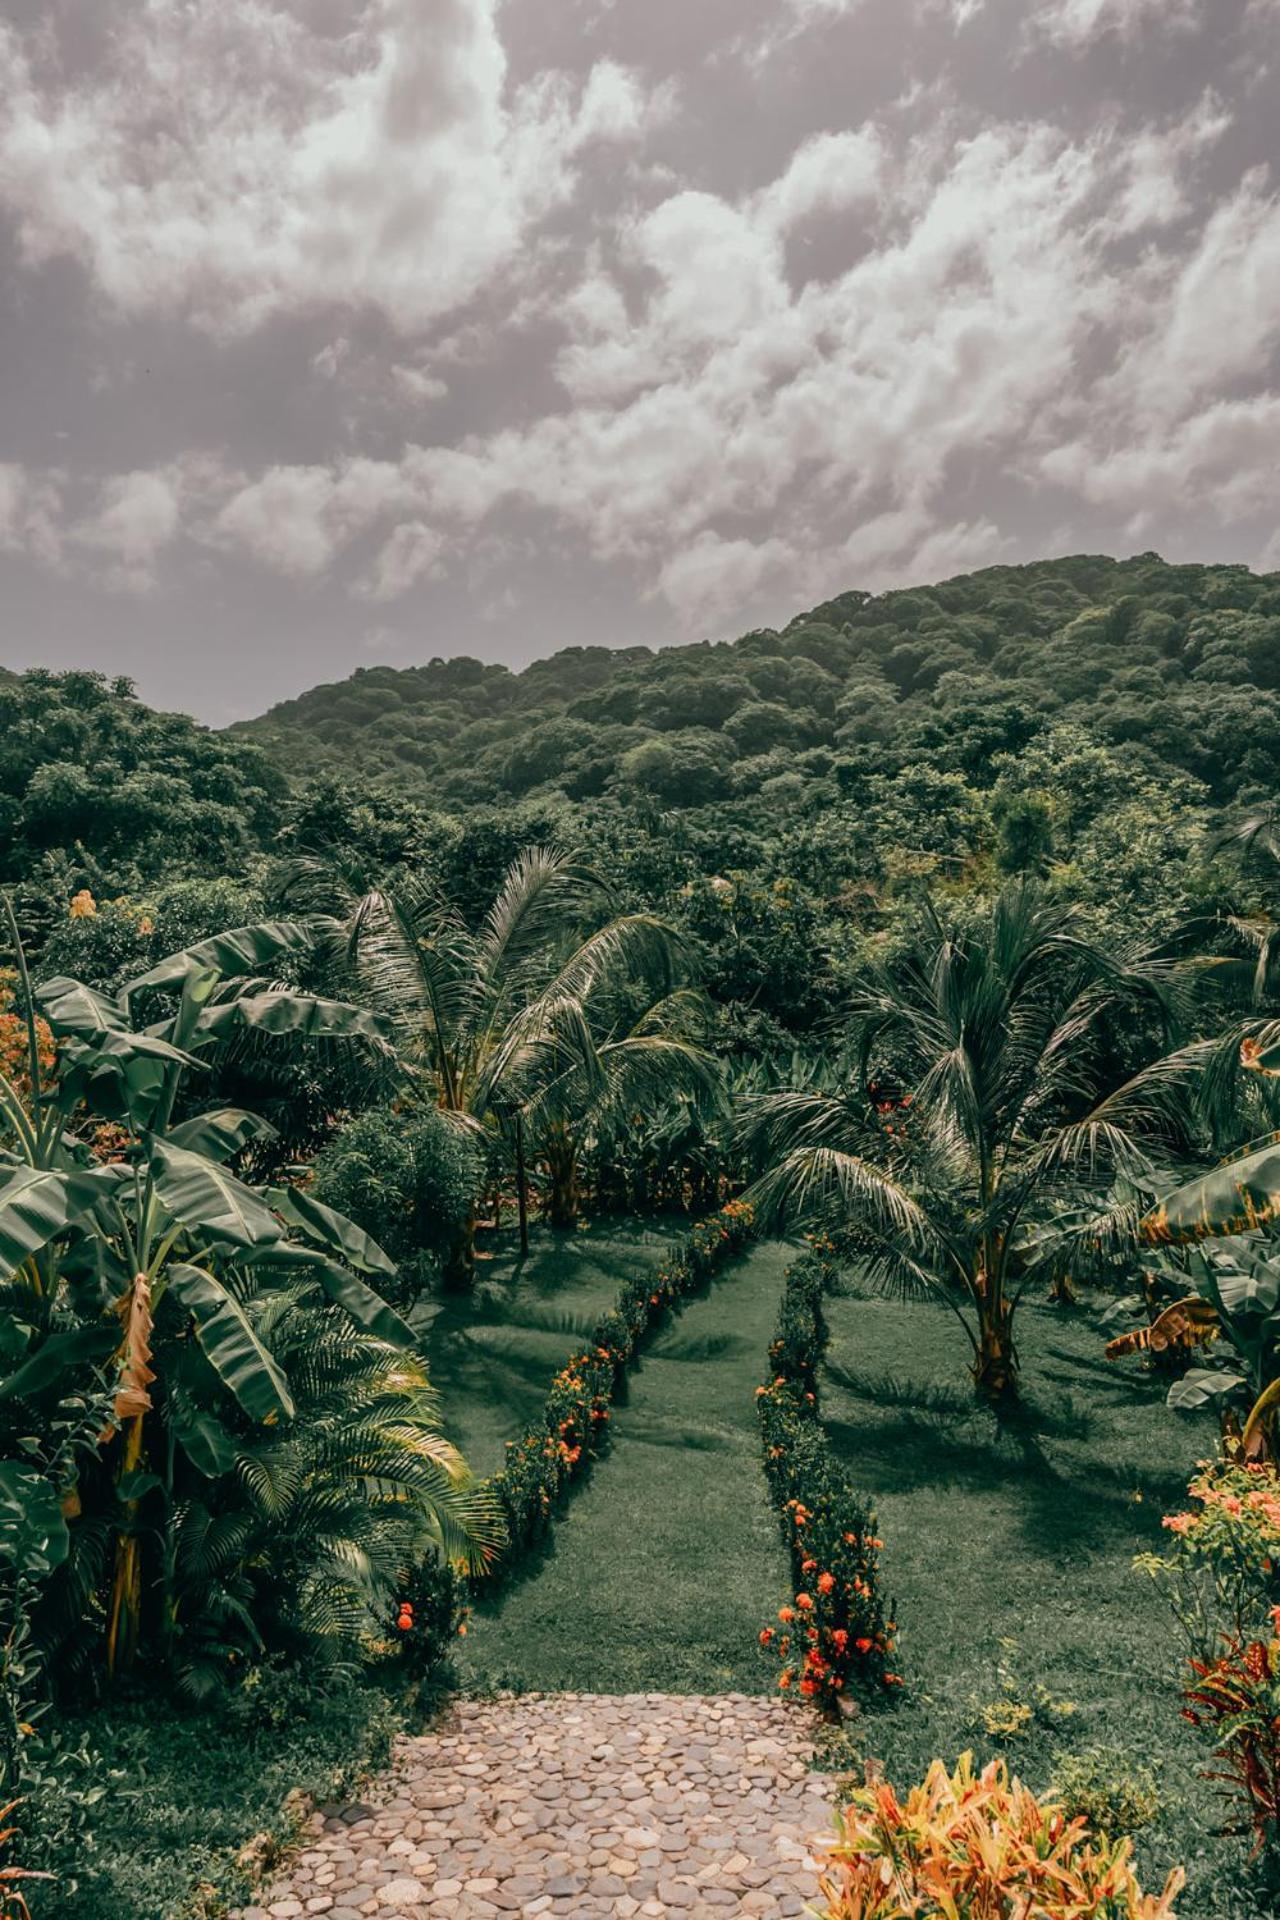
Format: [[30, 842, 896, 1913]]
[[417, 1217, 680, 1476], [455, 1241, 796, 1693], [819, 1285, 1247, 1917]]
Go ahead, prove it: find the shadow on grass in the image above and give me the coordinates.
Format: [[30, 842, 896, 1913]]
[[823, 1361, 1095, 1443]]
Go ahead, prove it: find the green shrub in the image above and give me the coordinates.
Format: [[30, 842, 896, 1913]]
[[310, 1105, 481, 1279], [1049, 1747, 1163, 1840]]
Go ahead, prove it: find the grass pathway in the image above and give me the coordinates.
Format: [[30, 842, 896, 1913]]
[[455, 1241, 795, 1694]]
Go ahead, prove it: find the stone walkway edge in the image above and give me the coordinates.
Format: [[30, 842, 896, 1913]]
[[236, 1692, 834, 1920]]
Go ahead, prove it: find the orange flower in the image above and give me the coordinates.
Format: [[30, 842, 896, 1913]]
[[817, 1571, 835, 1595], [796, 1593, 813, 1611], [759, 1628, 774, 1646], [778, 1606, 795, 1624], [779, 1670, 793, 1690], [855, 1637, 872, 1654]]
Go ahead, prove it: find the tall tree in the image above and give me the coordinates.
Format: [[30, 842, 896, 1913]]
[[744, 881, 1194, 1402]]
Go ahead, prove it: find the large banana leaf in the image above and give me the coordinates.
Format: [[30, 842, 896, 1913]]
[[36, 976, 127, 1035], [123, 921, 319, 997], [165, 1263, 295, 1423], [0, 1165, 128, 1279], [196, 991, 394, 1045], [265, 1185, 396, 1276], [1139, 1141, 1280, 1244], [250, 1243, 413, 1347], [151, 1141, 284, 1251], [166, 1108, 279, 1162]]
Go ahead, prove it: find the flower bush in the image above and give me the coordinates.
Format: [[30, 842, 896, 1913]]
[[757, 1246, 897, 1713], [390, 1554, 471, 1687], [816, 1753, 1185, 1920], [480, 1199, 755, 1576], [1139, 1460, 1280, 1660]]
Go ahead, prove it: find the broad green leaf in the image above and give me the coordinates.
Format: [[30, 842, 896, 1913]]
[[1207, 1249, 1280, 1318], [169, 1401, 240, 1479], [151, 1141, 284, 1251], [196, 991, 394, 1046], [265, 1185, 396, 1276], [123, 921, 319, 998], [251, 1244, 413, 1348], [166, 1108, 279, 1163], [0, 1462, 69, 1577], [0, 1165, 128, 1279], [166, 1263, 295, 1424], [0, 1324, 118, 1404], [35, 976, 127, 1035], [1140, 1142, 1280, 1244], [1166, 1367, 1246, 1411]]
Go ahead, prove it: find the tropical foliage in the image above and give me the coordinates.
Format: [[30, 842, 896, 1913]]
[[817, 1754, 1185, 1920], [744, 881, 1192, 1401], [0, 903, 497, 1725]]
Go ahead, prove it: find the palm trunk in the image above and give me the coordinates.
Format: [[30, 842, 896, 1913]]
[[972, 1306, 1018, 1404], [515, 1111, 529, 1258], [443, 1213, 477, 1289], [545, 1131, 580, 1230]]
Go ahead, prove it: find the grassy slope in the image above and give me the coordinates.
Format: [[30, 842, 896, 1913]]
[[456, 1240, 795, 1694], [819, 1287, 1244, 1917], [419, 1217, 679, 1476]]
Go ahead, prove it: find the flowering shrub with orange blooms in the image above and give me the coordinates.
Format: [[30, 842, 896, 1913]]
[[816, 1752, 1184, 1920], [0, 972, 56, 1101], [758, 1247, 897, 1712], [1139, 1460, 1280, 1660], [480, 1199, 755, 1576]]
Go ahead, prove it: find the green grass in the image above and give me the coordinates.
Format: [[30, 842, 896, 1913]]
[[416, 1216, 680, 1476], [456, 1240, 795, 1693], [817, 1286, 1249, 1917], [48, 1671, 407, 1920]]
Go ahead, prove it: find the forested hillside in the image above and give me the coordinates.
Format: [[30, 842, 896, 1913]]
[[6, 552, 1280, 1049], [237, 553, 1280, 808]]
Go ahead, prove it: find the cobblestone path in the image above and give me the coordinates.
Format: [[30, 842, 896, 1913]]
[[237, 1692, 834, 1920]]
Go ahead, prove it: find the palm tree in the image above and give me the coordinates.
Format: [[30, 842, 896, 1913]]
[[295, 846, 717, 1276], [744, 881, 1196, 1403]]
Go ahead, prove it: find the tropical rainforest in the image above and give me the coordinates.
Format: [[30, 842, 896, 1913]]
[[4, 551, 1280, 1918]]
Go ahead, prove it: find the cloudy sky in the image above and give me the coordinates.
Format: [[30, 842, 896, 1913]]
[[0, 0, 1277, 721]]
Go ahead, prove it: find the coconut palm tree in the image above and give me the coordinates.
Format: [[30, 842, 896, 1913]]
[[294, 846, 717, 1276], [744, 880, 1197, 1403]]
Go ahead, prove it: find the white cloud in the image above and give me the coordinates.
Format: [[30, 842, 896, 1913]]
[[1031, 0, 1197, 43], [0, 3, 665, 336], [214, 458, 406, 575], [0, 464, 63, 567], [655, 533, 794, 628], [72, 470, 182, 592], [360, 520, 447, 600]]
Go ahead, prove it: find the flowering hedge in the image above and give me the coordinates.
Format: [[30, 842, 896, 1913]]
[[757, 1244, 899, 1713], [476, 1199, 757, 1582]]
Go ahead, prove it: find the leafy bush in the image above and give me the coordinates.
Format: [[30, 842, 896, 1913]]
[[756, 1246, 897, 1711], [1049, 1747, 1163, 1840], [816, 1753, 1184, 1920], [1139, 1461, 1280, 1660], [388, 1553, 469, 1687], [1183, 1624, 1280, 1866], [310, 1104, 481, 1279]]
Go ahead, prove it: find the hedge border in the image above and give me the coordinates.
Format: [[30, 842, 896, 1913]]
[[472, 1198, 757, 1588], [756, 1242, 900, 1713]]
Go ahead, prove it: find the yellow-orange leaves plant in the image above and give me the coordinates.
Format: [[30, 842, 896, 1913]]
[[817, 1753, 1184, 1920]]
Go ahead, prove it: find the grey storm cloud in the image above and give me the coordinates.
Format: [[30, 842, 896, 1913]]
[[0, 0, 1277, 718]]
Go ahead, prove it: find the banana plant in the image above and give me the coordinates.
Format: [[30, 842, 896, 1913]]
[[0, 909, 414, 1678], [1106, 1239, 1280, 1454]]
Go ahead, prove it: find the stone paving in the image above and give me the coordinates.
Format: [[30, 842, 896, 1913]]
[[236, 1692, 835, 1920]]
